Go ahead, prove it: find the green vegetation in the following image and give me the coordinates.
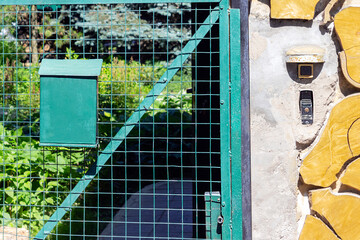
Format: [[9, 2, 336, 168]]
[[0, 55, 192, 236], [0, 123, 84, 234], [0, 41, 23, 66], [1, 52, 191, 123]]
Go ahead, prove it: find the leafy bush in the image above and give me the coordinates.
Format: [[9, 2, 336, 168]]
[[153, 89, 192, 113], [0, 51, 192, 236], [0, 65, 40, 125], [99, 57, 156, 110], [1, 55, 190, 112], [0, 41, 23, 66], [0, 123, 84, 235]]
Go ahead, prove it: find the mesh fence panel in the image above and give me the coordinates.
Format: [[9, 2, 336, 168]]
[[0, 3, 220, 239]]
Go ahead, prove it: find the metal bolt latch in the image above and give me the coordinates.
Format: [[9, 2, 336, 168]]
[[217, 216, 224, 225]]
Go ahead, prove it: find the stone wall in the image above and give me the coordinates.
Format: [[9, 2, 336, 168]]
[[249, 0, 359, 239]]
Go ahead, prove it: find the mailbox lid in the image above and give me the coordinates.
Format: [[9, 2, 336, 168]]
[[39, 59, 103, 77], [40, 76, 98, 148]]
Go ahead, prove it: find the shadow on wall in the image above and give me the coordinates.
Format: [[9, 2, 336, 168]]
[[286, 63, 324, 84], [339, 72, 360, 96], [270, 19, 313, 28]]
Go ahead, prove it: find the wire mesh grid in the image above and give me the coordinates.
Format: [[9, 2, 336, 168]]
[[0, 3, 220, 239]]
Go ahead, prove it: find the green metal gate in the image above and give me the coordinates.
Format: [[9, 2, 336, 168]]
[[0, 0, 242, 239]]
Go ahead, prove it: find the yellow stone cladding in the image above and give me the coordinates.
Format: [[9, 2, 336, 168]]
[[310, 189, 360, 240], [300, 95, 360, 187], [298, 215, 339, 240], [270, 0, 320, 19], [340, 158, 360, 191], [335, 7, 360, 87]]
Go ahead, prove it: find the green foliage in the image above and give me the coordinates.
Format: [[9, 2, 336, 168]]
[[65, 47, 80, 59], [98, 57, 191, 116], [43, 20, 83, 51], [1, 55, 191, 128], [0, 4, 191, 63], [153, 89, 192, 113], [0, 6, 18, 36], [0, 53, 192, 236], [0, 41, 23, 66], [0, 65, 40, 123], [99, 58, 161, 109], [0, 123, 84, 235], [72, 4, 191, 59], [0, 6, 25, 64]]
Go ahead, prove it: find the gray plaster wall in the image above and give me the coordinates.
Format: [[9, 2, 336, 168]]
[[248, 0, 354, 239]]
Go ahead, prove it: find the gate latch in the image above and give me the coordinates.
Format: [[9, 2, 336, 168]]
[[217, 216, 224, 225], [205, 192, 222, 239]]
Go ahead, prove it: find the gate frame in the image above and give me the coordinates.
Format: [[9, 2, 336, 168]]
[[0, 1, 248, 239], [231, 0, 252, 239]]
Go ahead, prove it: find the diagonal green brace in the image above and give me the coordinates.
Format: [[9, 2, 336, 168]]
[[34, 9, 220, 240]]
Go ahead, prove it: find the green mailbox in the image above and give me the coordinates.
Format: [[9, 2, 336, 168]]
[[39, 59, 103, 148]]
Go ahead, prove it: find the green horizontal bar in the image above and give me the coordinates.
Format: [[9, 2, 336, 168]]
[[0, 0, 219, 5], [34, 8, 220, 240]]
